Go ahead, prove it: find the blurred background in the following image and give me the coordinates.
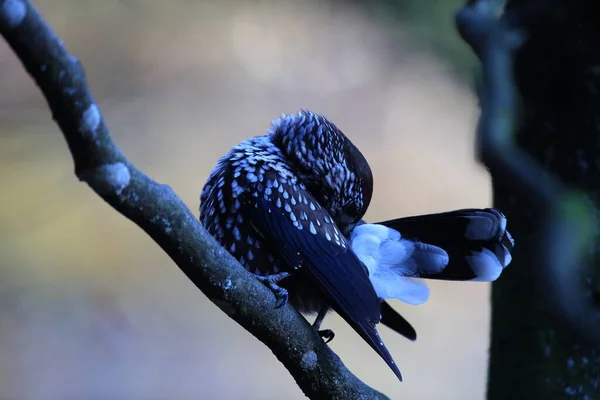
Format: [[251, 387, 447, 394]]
[[0, 0, 493, 398]]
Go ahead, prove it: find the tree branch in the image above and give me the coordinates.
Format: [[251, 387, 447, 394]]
[[0, 1, 390, 398], [456, 0, 600, 349]]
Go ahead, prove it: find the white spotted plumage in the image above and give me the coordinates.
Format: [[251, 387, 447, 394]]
[[200, 111, 515, 384], [200, 110, 368, 311]]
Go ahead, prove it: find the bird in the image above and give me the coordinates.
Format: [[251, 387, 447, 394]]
[[351, 208, 514, 341], [199, 109, 514, 382]]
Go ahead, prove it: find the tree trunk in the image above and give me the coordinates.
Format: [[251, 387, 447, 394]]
[[488, 1, 600, 398]]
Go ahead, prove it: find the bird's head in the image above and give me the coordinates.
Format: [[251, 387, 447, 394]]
[[269, 110, 373, 235]]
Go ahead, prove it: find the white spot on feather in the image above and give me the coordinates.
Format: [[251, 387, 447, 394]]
[[466, 248, 503, 281], [349, 223, 449, 305], [247, 172, 258, 182], [233, 226, 241, 241]]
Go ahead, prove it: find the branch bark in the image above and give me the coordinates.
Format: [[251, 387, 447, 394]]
[[0, 1, 390, 398], [456, 0, 600, 398]]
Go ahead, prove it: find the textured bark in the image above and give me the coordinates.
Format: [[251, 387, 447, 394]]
[[481, 0, 600, 398]]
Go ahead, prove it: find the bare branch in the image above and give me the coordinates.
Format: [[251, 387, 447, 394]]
[[0, 1, 391, 398], [455, 0, 600, 347]]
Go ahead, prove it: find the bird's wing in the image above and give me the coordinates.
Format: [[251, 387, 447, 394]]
[[242, 190, 403, 381]]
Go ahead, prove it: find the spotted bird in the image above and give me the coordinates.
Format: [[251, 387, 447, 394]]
[[199, 110, 514, 381]]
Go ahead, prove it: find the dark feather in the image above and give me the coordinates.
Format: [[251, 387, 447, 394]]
[[376, 208, 514, 281], [379, 301, 417, 341], [245, 193, 403, 381]]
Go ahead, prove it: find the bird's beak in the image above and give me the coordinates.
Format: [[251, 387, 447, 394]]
[[339, 214, 357, 237]]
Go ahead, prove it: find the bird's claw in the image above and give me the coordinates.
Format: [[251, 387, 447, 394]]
[[256, 272, 292, 309], [318, 329, 335, 343], [273, 287, 289, 309]]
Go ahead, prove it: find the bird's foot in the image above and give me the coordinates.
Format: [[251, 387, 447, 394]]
[[318, 329, 335, 344], [312, 306, 335, 343], [256, 272, 292, 309]]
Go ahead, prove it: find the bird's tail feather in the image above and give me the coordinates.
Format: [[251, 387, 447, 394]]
[[350, 223, 446, 305], [379, 300, 417, 341], [376, 208, 514, 282]]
